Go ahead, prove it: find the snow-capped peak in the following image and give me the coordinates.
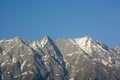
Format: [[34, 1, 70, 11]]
[[75, 36, 95, 53], [69, 36, 98, 53], [74, 36, 93, 46], [14, 37, 21, 40], [40, 36, 50, 48], [30, 36, 52, 48]]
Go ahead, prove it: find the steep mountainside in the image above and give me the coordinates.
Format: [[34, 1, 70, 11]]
[[55, 36, 120, 80], [0, 36, 68, 80], [0, 36, 120, 80]]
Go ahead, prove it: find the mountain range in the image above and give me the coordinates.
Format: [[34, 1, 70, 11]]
[[0, 36, 120, 80]]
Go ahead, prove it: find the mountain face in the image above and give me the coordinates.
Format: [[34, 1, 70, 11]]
[[0, 36, 120, 80], [55, 37, 120, 80], [0, 36, 68, 80]]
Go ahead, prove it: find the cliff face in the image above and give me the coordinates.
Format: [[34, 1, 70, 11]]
[[0, 36, 120, 80]]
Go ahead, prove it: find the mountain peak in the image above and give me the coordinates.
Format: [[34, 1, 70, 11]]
[[41, 36, 54, 47], [74, 36, 94, 45], [30, 36, 53, 48], [79, 36, 93, 42], [13, 37, 22, 41], [83, 36, 92, 39], [69, 36, 96, 53], [42, 36, 52, 42]]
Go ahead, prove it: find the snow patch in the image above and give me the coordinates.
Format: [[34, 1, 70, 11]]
[[12, 58, 17, 63], [22, 72, 28, 75], [75, 70, 80, 73], [21, 60, 27, 71], [22, 71, 33, 75], [1, 60, 8, 66], [40, 37, 48, 48], [70, 77, 74, 80], [8, 72, 10, 74], [70, 37, 94, 53], [43, 55, 49, 61], [66, 54, 73, 57], [56, 74, 60, 76], [30, 36, 49, 48], [14, 75, 20, 78], [2, 51, 7, 55], [101, 60, 108, 66], [20, 55, 24, 57], [27, 64, 32, 67]]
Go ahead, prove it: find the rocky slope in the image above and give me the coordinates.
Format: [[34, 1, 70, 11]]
[[0, 36, 120, 80], [0, 36, 68, 80], [55, 36, 120, 80]]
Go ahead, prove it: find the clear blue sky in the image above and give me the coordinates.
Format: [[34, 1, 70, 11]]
[[0, 0, 120, 46]]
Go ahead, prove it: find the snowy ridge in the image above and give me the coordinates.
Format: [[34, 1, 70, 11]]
[[30, 36, 49, 48], [70, 36, 96, 53], [0, 36, 68, 80], [69, 36, 120, 68], [0, 36, 120, 80]]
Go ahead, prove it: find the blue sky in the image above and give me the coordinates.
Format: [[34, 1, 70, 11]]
[[0, 0, 120, 46]]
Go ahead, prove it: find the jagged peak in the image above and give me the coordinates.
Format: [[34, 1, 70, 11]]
[[13, 37, 22, 41], [0, 37, 22, 43], [41, 36, 53, 47], [75, 36, 93, 41], [42, 36, 52, 42], [30, 36, 53, 48], [73, 36, 95, 46], [69, 36, 100, 53]]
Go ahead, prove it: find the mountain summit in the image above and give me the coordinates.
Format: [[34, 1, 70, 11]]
[[0, 36, 120, 80]]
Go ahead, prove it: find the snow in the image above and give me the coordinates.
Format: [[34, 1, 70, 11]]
[[14, 75, 20, 78], [44, 62, 47, 65], [14, 71, 33, 78], [30, 36, 48, 48], [20, 55, 24, 57], [55, 56, 58, 59], [12, 58, 17, 63], [31, 41, 37, 47], [40, 37, 48, 48], [22, 71, 33, 75], [101, 60, 108, 66], [8, 72, 10, 74], [64, 58, 67, 62], [22, 72, 28, 75], [69, 39, 76, 44], [2, 51, 7, 55], [36, 41, 41, 47], [21, 60, 27, 71], [55, 74, 60, 76], [75, 70, 80, 73], [69, 37, 93, 53], [28, 71, 33, 74], [43, 55, 49, 61], [66, 62, 69, 66], [60, 61, 62, 64], [66, 54, 73, 57], [0, 40, 4, 43], [69, 36, 120, 68], [1, 61, 7, 66], [27, 64, 32, 67], [70, 78, 74, 80]]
